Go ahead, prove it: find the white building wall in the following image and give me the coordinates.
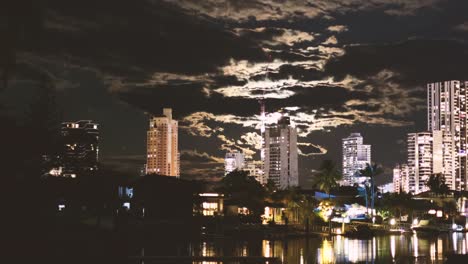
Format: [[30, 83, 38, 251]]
[[427, 80, 468, 191], [342, 133, 371, 186], [224, 151, 245, 175], [264, 117, 298, 189], [407, 132, 432, 194]]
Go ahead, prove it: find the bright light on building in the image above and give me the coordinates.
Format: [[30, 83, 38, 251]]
[[123, 202, 130, 210], [413, 218, 418, 225], [58, 204, 65, 211], [202, 202, 218, 216], [436, 210, 443, 217], [199, 193, 222, 197], [49, 167, 62, 176], [390, 218, 396, 226], [428, 209, 436, 214]]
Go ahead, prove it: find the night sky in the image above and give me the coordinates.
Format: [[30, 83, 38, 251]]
[[4, 0, 468, 185]]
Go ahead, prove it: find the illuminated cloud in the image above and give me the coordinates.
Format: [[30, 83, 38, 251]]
[[323, 36, 338, 45], [180, 112, 224, 137], [298, 142, 328, 156], [214, 77, 298, 99], [271, 29, 315, 46], [180, 149, 224, 163], [239, 132, 263, 150], [327, 25, 348, 33]]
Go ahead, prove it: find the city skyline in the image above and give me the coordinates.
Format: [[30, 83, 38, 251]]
[[3, 0, 468, 183], [4, 2, 468, 263]]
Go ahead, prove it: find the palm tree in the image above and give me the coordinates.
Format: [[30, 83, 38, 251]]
[[312, 160, 342, 198], [360, 163, 383, 217]]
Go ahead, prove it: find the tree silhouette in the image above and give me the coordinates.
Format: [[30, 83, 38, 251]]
[[312, 160, 342, 198], [360, 163, 382, 216], [219, 170, 266, 218], [426, 173, 449, 196], [380, 192, 414, 219]]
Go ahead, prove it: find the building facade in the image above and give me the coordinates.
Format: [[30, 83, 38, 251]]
[[407, 132, 433, 194], [342, 133, 371, 186], [244, 159, 266, 184], [264, 116, 298, 189], [432, 130, 456, 190], [393, 164, 409, 193], [60, 120, 99, 178], [427, 80, 468, 191], [146, 108, 180, 177], [224, 150, 245, 175]]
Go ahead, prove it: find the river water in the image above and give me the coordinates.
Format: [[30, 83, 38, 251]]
[[132, 232, 468, 263]]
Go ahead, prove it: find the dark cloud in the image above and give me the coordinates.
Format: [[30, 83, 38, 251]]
[[25, 0, 267, 78], [325, 39, 468, 85]]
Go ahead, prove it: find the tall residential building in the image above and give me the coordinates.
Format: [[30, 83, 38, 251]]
[[146, 108, 180, 177], [393, 164, 409, 193], [60, 120, 99, 178], [264, 116, 298, 189], [342, 133, 371, 186], [402, 130, 455, 194], [224, 150, 245, 175], [432, 130, 456, 189], [427, 80, 468, 191], [407, 132, 433, 194]]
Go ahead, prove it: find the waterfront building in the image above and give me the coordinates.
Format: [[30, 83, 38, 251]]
[[427, 80, 468, 191], [342, 133, 371, 186], [403, 130, 455, 194], [146, 108, 180, 177], [60, 120, 99, 178], [264, 116, 298, 189], [197, 193, 224, 216], [224, 150, 245, 175]]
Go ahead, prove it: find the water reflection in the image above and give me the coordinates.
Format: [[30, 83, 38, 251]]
[[132, 232, 468, 264], [265, 233, 468, 263]]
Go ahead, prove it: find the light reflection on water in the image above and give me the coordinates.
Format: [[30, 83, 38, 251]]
[[134, 233, 468, 264]]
